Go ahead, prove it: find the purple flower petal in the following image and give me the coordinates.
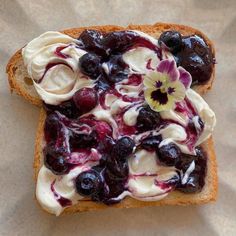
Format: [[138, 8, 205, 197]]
[[178, 67, 192, 89], [157, 59, 179, 82]]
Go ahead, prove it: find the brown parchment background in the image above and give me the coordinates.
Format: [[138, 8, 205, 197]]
[[0, 0, 236, 235]]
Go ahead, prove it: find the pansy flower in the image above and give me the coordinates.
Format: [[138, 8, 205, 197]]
[[143, 59, 192, 112]]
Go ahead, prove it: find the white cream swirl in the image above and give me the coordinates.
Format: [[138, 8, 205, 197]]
[[22, 31, 94, 105], [36, 165, 86, 216], [127, 150, 177, 200]]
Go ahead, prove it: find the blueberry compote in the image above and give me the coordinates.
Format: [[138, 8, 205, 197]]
[[159, 31, 214, 85], [43, 29, 209, 206]]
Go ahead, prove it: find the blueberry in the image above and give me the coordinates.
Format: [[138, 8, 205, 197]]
[[176, 147, 207, 193], [44, 100, 79, 119], [44, 144, 68, 175], [102, 31, 138, 53], [159, 31, 182, 53], [78, 30, 107, 57], [106, 156, 129, 179], [103, 168, 127, 201], [95, 74, 111, 91], [44, 113, 62, 142], [79, 53, 102, 79], [140, 135, 162, 151], [176, 174, 201, 193], [73, 87, 98, 113], [75, 169, 103, 197], [157, 143, 181, 166], [136, 106, 160, 132], [111, 137, 135, 159], [103, 55, 128, 83], [58, 100, 80, 118], [69, 131, 97, 150], [175, 35, 214, 85]]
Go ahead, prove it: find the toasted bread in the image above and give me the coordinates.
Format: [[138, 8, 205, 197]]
[[6, 23, 217, 215]]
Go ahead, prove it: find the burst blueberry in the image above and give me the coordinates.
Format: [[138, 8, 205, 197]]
[[159, 31, 182, 53], [78, 30, 107, 57], [103, 55, 128, 83], [44, 144, 68, 175], [136, 106, 160, 132]]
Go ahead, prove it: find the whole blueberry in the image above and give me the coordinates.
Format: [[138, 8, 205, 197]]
[[79, 53, 101, 79], [44, 113, 62, 142], [75, 169, 103, 197], [111, 137, 135, 159]]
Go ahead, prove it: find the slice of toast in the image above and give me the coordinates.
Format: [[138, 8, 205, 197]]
[[6, 23, 217, 214], [34, 109, 217, 214], [6, 23, 215, 107]]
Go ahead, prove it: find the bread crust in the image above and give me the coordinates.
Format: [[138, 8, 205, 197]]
[[34, 109, 217, 215], [6, 22, 215, 107]]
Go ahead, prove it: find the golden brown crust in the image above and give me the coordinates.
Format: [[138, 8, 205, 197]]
[[6, 22, 215, 106], [34, 109, 217, 215]]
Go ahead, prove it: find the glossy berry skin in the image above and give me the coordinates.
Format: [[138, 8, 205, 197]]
[[111, 137, 135, 159], [44, 100, 79, 119], [44, 144, 68, 175], [174, 35, 214, 85], [104, 55, 128, 83], [136, 106, 160, 132], [157, 143, 181, 166], [79, 53, 101, 79], [58, 100, 80, 118], [75, 169, 102, 197], [44, 113, 61, 142], [106, 155, 129, 179], [176, 147, 206, 193], [78, 30, 106, 57], [103, 168, 127, 200], [140, 135, 162, 151], [103, 31, 138, 53], [73, 88, 98, 113], [159, 31, 182, 53]]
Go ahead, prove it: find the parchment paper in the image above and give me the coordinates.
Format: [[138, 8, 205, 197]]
[[0, 0, 236, 235]]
